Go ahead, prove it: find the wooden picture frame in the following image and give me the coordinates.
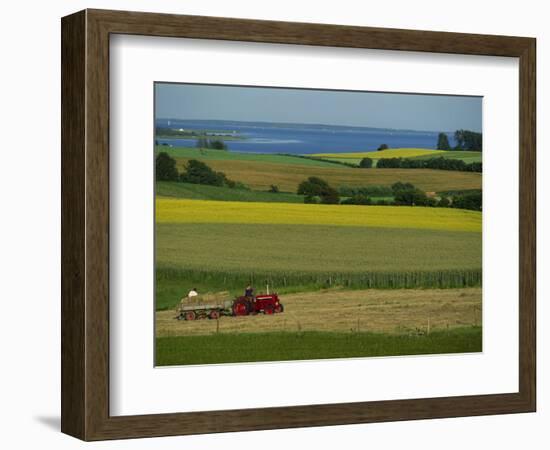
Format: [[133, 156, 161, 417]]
[[61, 9, 536, 441]]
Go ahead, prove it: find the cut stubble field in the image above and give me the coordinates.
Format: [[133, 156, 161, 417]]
[[157, 287, 482, 337]]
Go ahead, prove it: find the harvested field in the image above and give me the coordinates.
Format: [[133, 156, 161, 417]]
[[173, 158, 482, 192], [156, 287, 482, 337]]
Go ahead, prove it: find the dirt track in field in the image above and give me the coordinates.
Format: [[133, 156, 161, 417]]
[[155, 288, 481, 337]]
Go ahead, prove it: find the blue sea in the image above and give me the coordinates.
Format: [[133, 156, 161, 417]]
[[155, 119, 455, 155]]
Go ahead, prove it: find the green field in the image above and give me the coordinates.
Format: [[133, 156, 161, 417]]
[[157, 181, 305, 203], [156, 327, 482, 365], [155, 146, 336, 167], [157, 223, 481, 272], [156, 218, 481, 310], [311, 148, 482, 166]]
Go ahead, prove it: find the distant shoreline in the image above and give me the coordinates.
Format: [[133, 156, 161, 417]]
[[156, 118, 459, 135]]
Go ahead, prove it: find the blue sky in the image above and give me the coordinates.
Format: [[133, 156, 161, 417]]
[[155, 83, 482, 132]]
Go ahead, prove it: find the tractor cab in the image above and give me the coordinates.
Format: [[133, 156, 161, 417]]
[[232, 293, 284, 316]]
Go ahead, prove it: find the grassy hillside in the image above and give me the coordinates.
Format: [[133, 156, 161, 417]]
[[156, 181, 304, 203], [156, 198, 482, 232]]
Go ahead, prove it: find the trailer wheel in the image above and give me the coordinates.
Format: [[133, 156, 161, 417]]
[[184, 311, 196, 321], [209, 310, 220, 320], [274, 304, 284, 313]]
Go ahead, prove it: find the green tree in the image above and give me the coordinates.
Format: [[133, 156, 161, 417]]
[[452, 191, 482, 211], [437, 133, 451, 150], [319, 186, 340, 204], [155, 152, 179, 181], [391, 182, 427, 206], [180, 159, 227, 186], [377, 144, 389, 151], [297, 176, 340, 204], [377, 158, 402, 168], [209, 139, 228, 150], [454, 129, 482, 151], [297, 176, 331, 197], [359, 157, 373, 168]]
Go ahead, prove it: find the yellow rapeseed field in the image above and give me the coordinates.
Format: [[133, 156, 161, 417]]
[[156, 198, 482, 232], [311, 148, 446, 159]]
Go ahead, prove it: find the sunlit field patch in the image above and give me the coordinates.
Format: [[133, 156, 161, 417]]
[[311, 148, 446, 159], [156, 198, 482, 232]]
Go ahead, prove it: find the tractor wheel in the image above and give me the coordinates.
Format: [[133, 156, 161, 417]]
[[274, 304, 284, 313], [209, 310, 220, 320], [184, 311, 196, 321], [264, 306, 274, 315], [232, 301, 249, 316]]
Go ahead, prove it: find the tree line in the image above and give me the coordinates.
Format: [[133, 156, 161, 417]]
[[195, 137, 228, 150], [155, 152, 246, 189], [297, 176, 481, 211], [374, 156, 481, 172], [437, 130, 482, 151]]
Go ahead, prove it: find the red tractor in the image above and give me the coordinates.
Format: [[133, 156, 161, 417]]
[[232, 293, 284, 316], [176, 292, 284, 320]]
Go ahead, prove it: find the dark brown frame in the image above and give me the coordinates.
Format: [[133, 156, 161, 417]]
[[61, 9, 536, 441]]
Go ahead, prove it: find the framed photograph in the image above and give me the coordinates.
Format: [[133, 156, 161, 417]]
[[61, 9, 536, 440]]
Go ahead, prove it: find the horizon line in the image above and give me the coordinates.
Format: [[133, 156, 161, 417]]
[[155, 117, 482, 134]]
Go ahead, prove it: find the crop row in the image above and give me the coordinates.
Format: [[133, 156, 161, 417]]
[[157, 266, 482, 292]]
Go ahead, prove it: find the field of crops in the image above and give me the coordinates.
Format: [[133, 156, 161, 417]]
[[155, 197, 482, 310], [155, 222, 481, 309], [173, 157, 481, 192], [312, 148, 446, 159], [156, 198, 482, 232]]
